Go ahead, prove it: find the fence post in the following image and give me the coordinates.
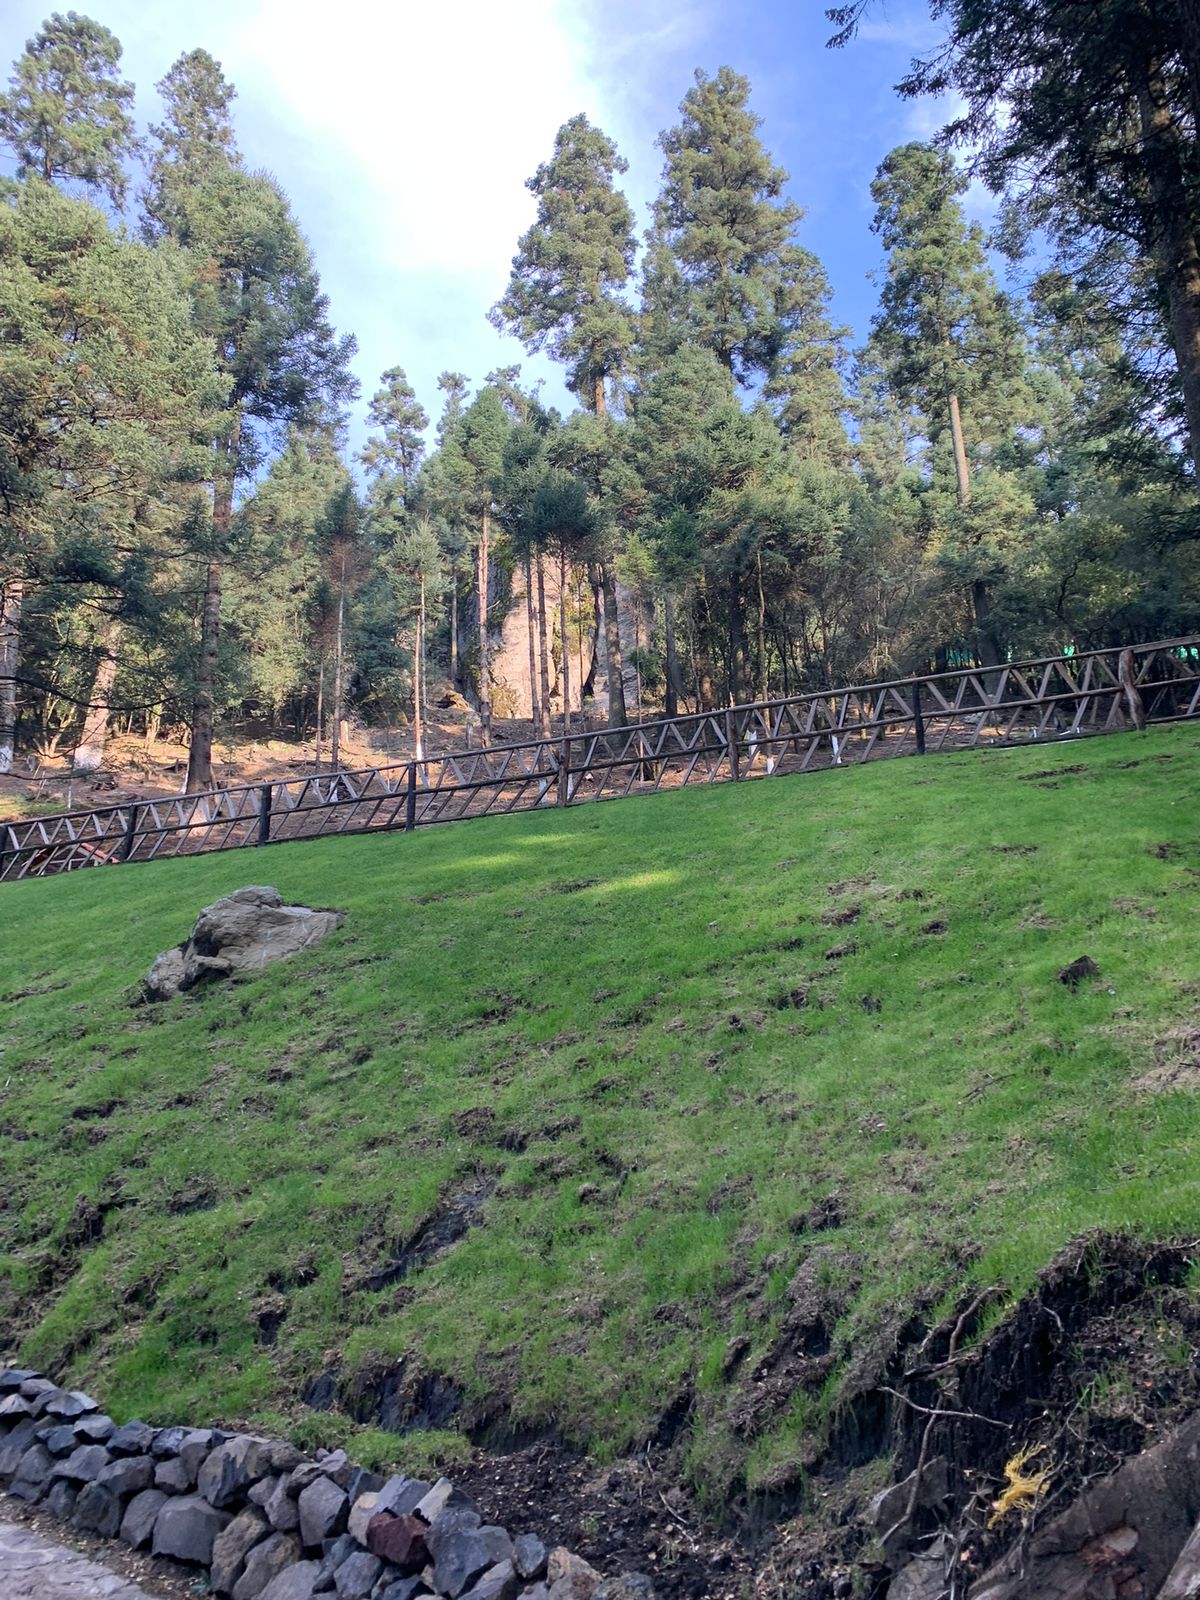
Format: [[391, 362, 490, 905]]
[[725, 708, 740, 780], [912, 682, 926, 755], [557, 737, 572, 807], [257, 784, 272, 845], [120, 804, 140, 862], [405, 761, 418, 832]]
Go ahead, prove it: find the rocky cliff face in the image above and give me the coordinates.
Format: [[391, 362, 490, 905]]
[[461, 563, 646, 728]]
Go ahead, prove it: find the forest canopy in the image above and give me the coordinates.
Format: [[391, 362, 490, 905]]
[[1, 7, 1198, 788]]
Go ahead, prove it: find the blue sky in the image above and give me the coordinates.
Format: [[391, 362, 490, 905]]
[[2, 0, 967, 456]]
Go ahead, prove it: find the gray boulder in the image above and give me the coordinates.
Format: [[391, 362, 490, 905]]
[[155, 1455, 193, 1493], [108, 1419, 156, 1455], [298, 1473, 349, 1548], [200, 1435, 270, 1508], [258, 1562, 321, 1600], [266, 1474, 302, 1531], [513, 1535, 547, 1582], [74, 1413, 115, 1443], [461, 1559, 518, 1600], [41, 1423, 78, 1456], [0, 1419, 40, 1477], [212, 1507, 271, 1594], [43, 1390, 97, 1420], [376, 1580, 428, 1600], [11, 1442, 55, 1500], [332, 1551, 382, 1598], [375, 1476, 431, 1519], [415, 1477, 476, 1525], [153, 1492, 232, 1563], [43, 1480, 78, 1520], [120, 1488, 167, 1548], [72, 1480, 123, 1538], [430, 1522, 495, 1598], [144, 887, 341, 1001], [234, 1532, 303, 1600], [96, 1453, 154, 1497], [51, 1442, 110, 1482]]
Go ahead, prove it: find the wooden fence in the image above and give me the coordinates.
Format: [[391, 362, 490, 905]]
[[3, 635, 1199, 884]]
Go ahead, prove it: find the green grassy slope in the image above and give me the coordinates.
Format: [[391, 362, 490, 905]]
[[2, 726, 1198, 1496]]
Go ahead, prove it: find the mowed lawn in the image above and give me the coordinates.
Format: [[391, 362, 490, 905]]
[[2, 724, 1199, 1495]]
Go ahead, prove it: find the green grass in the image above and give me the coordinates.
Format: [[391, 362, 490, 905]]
[[2, 725, 1199, 1497]]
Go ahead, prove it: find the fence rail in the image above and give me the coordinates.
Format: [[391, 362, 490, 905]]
[[4, 636, 1199, 884]]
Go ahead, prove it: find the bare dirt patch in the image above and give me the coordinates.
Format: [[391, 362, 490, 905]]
[[1132, 1023, 1200, 1093]]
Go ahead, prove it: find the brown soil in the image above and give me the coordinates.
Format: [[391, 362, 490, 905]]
[[453, 1442, 754, 1600]]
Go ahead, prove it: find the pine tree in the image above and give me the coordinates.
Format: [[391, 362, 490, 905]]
[[652, 67, 801, 383], [491, 115, 636, 418], [0, 13, 137, 208], [830, 0, 1200, 474], [426, 387, 511, 743], [763, 245, 852, 467], [0, 181, 224, 773], [144, 73, 357, 790], [142, 49, 239, 241], [868, 141, 1034, 665], [358, 366, 429, 500]]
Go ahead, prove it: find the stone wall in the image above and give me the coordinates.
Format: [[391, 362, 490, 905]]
[[0, 1369, 652, 1600]]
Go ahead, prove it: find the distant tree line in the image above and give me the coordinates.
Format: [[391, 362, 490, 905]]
[[2, 10, 1197, 787]]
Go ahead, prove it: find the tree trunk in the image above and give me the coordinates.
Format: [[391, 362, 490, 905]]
[[536, 552, 552, 739], [185, 556, 222, 792], [524, 552, 541, 734], [600, 562, 628, 728], [477, 509, 491, 745], [449, 578, 459, 687], [756, 552, 768, 703], [0, 575, 22, 775], [559, 548, 571, 736], [330, 548, 346, 770], [728, 573, 747, 705], [947, 391, 972, 507], [695, 580, 717, 712], [948, 391, 1002, 670], [1136, 61, 1200, 476], [315, 657, 325, 768], [186, 427, 238, 794], [663, 591, 682, 719], [593, 373, 606, 417], [74, 618, 121, 773], [414, 573, 425, 761]]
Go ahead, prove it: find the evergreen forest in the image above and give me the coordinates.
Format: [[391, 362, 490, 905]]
[[3, 5, 1200, 791]]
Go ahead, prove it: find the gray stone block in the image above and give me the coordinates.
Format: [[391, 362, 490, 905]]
[[258, 1562, 322, 1600], [73, 1480, 123, 1538], [514, 1535, 547, 1581], [155, 1454, 194, 1493], [234, 1532, 304, 1600], [74, 1413, 116, 1443], [299, 1474, 349, 1548], [109, 1419, 157, 1455], [333, 1551, 382, 1598], [153, 1492, 233, 1563], [96, 1453, 154, 1497], [51, 1443, 110, 1482], [212, 1506, 272, 1595], [11, 1442, 55, 1500], [120, 1488, 167, 1548], [376, 1476, 432, 1519]]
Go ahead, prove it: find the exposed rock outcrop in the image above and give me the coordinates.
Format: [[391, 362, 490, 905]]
[[144, 887, 341, 1001]]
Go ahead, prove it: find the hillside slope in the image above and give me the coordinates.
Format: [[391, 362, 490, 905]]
[[2, 727, 1199, 1578]]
